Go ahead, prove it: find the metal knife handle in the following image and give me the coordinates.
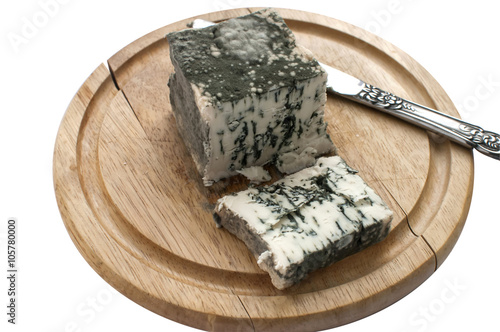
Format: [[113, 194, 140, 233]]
[[337, 82, 500, 160]]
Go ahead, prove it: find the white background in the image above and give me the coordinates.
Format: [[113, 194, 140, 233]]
[[1, 0, 499, 331]]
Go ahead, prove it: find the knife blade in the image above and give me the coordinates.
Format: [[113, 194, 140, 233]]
[[191, 18, 500, 160]]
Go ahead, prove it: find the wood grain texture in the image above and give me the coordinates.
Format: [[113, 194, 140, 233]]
[[54, 8, 474, 331]]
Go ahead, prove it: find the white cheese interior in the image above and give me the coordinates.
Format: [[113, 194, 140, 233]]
[[276, 146, 318, 174], [236, 166, 271, 183], [200, 74, 333, 184]]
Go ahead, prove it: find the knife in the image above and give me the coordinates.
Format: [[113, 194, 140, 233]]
[[191, 19, 500, 160]]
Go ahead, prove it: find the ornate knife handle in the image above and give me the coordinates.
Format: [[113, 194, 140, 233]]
[[348, 83, 500, 160]]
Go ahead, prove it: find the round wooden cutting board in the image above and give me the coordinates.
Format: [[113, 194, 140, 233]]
[[53, 8, 474, 332]]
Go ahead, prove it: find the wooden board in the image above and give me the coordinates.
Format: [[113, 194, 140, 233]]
[[53, 8, 474, 332]]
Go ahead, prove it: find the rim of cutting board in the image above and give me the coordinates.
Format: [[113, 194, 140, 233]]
[[53, 7, 474, 332]]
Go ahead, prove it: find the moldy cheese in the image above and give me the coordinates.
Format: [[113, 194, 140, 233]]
[[167, 9, 334, 185]]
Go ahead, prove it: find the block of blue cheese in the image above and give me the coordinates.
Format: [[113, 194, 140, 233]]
[[167, 9, 334, 186], [213, 156, 393, 289]]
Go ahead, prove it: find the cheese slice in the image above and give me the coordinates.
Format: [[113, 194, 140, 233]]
[[167, 8, 334, 185], [214, 156, 393, 289]]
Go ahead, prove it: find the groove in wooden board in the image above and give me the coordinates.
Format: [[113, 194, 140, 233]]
[[54, 64, 115, 244], [99, 90, 261, 273], [53, 8, 474, 332], [421, 146, 474, 268], [80, 85, 276, 293], [54, 65, 256, 331], [404, 135, 451, 236]]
